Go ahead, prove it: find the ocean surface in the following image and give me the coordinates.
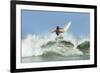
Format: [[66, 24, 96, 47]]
[[22, 54, 90, 63], [22, 34, 90, 63]]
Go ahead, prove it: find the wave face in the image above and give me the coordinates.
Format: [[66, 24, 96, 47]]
[[22, 34, 90, 57]]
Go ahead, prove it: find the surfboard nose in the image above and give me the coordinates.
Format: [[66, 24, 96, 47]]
[[64, 21, 71, 32]]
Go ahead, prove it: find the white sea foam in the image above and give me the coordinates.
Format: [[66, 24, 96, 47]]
[[22, 33, 89, 57]]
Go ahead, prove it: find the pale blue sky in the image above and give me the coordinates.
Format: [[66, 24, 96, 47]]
[[21, 10, 90, 37]]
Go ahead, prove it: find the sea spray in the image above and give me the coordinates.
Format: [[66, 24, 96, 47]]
[[22, 34, 90, 57]]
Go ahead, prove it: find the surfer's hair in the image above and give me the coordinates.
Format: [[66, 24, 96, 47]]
[[57, 26, 59, 30]]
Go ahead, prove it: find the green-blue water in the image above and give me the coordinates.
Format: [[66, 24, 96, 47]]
[[22, 36, 90, 63]]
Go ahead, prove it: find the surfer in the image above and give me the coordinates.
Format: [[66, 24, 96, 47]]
[[52, 26, 63, 36], [52, 22, 71, 36]]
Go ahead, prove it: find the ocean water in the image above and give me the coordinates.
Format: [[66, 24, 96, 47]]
[[22, 54, 90, 63], [22, 34, 90, 63]]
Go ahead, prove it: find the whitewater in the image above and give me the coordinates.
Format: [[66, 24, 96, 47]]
[[22, 33, 90, 63]]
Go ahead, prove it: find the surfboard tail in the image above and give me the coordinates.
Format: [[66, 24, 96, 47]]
[[64, 21, 71, 32]]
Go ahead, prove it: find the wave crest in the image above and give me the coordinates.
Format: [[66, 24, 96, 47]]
[[22, 34, 90, 57]]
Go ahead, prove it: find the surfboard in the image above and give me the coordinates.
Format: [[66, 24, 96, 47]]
[[63, 21, 71, 32]]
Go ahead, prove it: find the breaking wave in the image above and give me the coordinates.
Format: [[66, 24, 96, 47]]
[[22, 34, 90, 57]]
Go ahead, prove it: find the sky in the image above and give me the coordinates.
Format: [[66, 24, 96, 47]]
[[21, 9, 90, 38]]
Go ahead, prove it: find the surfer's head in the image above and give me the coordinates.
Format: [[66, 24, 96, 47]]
[[57, 26, 59, 30]]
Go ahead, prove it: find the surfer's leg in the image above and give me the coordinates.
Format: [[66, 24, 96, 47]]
[[56, 32, 59, 36]]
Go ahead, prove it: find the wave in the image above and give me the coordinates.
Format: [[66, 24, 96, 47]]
[[22, 34, 90, 57]]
